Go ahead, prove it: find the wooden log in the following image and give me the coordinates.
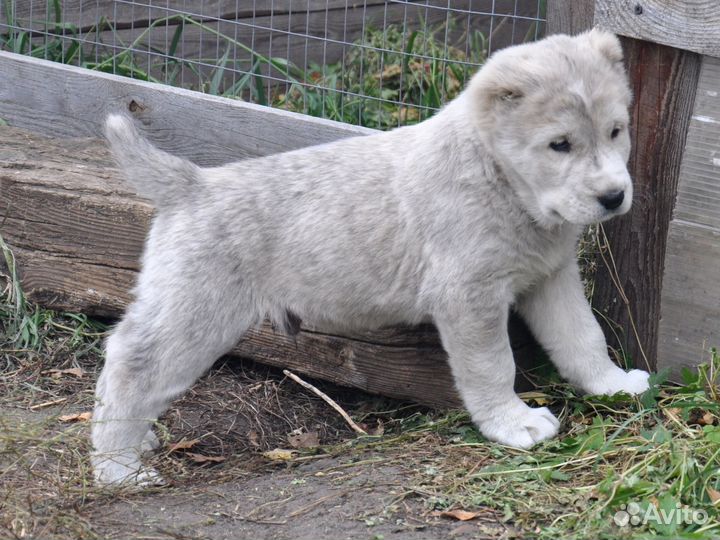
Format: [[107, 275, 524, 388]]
[[0, 125, 538, 407]]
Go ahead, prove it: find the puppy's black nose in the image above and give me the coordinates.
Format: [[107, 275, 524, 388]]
[[598, 190, 625, 211]]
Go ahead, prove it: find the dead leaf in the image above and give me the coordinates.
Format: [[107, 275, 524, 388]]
[[58, 412, 92, 423], [287, 430, 319, 449], [45, 367, 85, 379], [699, 411, 716, 426], [432, 509, 483, 521], [167, 438, 200, 453], [450, 523, 477, 537], [186, 452, 226, 463], [263, 448, 298, 461], [707, 487, 720, 505], [359, 420, 385, 437], [248, 430, 260, 448], [368, 419, 385, 437]]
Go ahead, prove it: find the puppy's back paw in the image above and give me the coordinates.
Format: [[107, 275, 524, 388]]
[[92, 454, 165, 488], [140, 429, 161, 457], [477, 402, 560, 449]]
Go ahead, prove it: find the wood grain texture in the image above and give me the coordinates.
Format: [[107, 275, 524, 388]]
[[595, 0, 720, 58], [657, 56, 720, 375], [0, 51, 372, 167], [591, 38, 702, 371], [7, 0, 537, 32], [15, 1, 382, 29], [0, 125, 538, 407], [546, 0, 594, 35]]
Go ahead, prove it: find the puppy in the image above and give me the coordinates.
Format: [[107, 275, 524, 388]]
[[92, 29, 650, 485]]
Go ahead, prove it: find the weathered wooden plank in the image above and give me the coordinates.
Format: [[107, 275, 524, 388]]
[[595, 0, 720, 58], [657, 225, 720, 373], [657, 56, 720, 375], [670, 57, 720, 231], [0, 125, 538, 406], [6, 0, 535, 32], [546, 0, 594, 35], [6, 1, 437, 30], [591, 39, 702, 370], [0, 51, 372, 166]]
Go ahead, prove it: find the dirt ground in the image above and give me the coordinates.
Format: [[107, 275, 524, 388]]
[[1, 358, 515, 540]]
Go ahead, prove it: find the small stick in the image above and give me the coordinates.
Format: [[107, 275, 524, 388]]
[[29, 397, 67, 410], [282, 369, 368, 436]]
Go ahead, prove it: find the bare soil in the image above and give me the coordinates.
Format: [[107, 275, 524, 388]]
[[1, 358, 511, 540]]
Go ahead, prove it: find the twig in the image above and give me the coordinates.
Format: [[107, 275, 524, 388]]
[[282, 370, 368, 435], [286, 488, 354, 518], [29, 397, 67, 410], [595, 224, 651, 371]]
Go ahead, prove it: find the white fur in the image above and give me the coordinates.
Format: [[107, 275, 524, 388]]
[[92, 29, 650, 485]]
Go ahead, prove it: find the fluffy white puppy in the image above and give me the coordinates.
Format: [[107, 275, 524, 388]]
[[92, 28, 650, 485]]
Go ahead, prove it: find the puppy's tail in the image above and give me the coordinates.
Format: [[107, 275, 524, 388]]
[[104, 114, 200, 207]]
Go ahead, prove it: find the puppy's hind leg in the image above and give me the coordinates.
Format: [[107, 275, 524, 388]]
[[91, 278, 256, 486]]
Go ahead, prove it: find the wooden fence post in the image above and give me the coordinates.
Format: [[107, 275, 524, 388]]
[[548, 0, 705, 372], [592, 40, 700, 370]]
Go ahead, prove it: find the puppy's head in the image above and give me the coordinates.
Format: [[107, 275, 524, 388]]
[[467, 29, 633, 227]]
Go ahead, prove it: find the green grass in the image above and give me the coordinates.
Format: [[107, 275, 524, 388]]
[[346, 363, 720, 539], [0, 234, 106, 370]]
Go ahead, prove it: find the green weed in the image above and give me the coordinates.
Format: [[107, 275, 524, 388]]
[[0, 233, 106, 394], [344, 357, 720, 539], [275, 21, 487, 129]]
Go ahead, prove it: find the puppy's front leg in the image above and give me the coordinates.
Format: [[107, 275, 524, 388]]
[[517, 261, 650, 395], [435, 300, 559, 449]]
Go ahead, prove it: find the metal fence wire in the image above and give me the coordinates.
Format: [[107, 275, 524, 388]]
[[0, 1, 546, 129]]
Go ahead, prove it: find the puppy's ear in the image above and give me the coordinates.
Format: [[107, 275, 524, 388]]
[[586, 28, 624, 64], [491, 85, 524, 104], [473, 68, 525, 111]]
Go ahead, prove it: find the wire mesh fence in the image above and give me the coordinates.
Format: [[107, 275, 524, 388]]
[[0, 1, 546, 129]]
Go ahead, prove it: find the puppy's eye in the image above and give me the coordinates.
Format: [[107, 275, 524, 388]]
[[611, 126, 621, 139], [549, 139, 571, 152]]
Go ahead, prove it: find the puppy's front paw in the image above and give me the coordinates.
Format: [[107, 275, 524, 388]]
[[585, 367, 650, 396], [477, 401, 560, 449]]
